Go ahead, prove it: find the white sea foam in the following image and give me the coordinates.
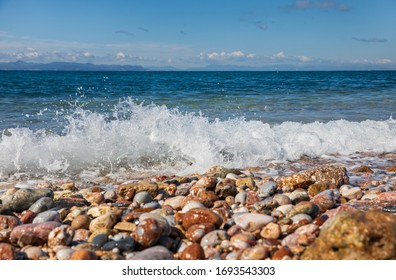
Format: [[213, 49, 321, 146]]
[[0, 99, 395, 178]]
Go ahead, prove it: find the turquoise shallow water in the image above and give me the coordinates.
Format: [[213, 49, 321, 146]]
[[0, 71, 395, 177]]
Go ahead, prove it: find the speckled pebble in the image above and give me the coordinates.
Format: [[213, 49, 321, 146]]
[[200, 230, 229, 247]]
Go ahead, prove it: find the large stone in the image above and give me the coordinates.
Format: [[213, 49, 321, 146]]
[[0, 215, 20, 230], [276, 165, 348, 192], [182, 208, 222, 230], [301, 210, 396, 260], [89, 213, 118, 232], [128, 245, 174, 260], [0, 242, 14, 260], [1, 188, 53, 212], [10, 221, 61, 246]]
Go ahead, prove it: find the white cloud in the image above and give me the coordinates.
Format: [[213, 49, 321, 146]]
[[116, 51, 126, 60], [273, 51, 286, 59], [201, 50, 256, 61], [297, 55, 312, 62], [376, 58, 392, 64]]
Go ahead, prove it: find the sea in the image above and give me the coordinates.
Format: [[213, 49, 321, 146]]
[[0, 71, 395, 181]]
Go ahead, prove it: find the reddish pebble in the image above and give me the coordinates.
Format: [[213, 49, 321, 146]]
[[0, 243, 15, 260], [20, 210, 37, 224], [180, 243, 205, 260], [70, 249, 97, 260], [0, 215, 20, 230], [272, 246, 293, 260], [182, 208, 222, 230], [375, 191, 396, 202]]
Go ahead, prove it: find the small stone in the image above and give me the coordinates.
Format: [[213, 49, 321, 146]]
[[102, 237, 135, 252], [0, 215, 20, 230], [307, 182, 330, 197], [340, 185, 363, 200], [200, 230, 229, 247], [73, 229, 90, 242], [215, 184, 238, 199], [260, 222, 281, 239], [235, 192, 247, 205], [272, 194, 292, 206], [180, 200, 205, 213], [71, 214, 91, 230], [235, 178, 256, 190], [240, 245, 268, 260], [234, 213, 274, 231], [375, 191, 396, 202], [48, 225, 74, 247], [163, 196, 185, 210], [134, 218, 161, 248], [275, 204, 294, 215], [113, 221, 136, 232], [311, 190, 336, 212], [258, 181, 277, 198], [0, 242, 14, 260], [139, 213, 171, 236], [32, 210, 60, 224], [351, 165, 374, 173], [85, 192, 105, 205], [23, 246, 47, 260], [288, 189, 310, 204], [28, 197, 54, 213], [128, 245, 174, 260], [70, 249, 97, 260], [385, 164, 396, 172], [288, 201, 320, 218], [1, 188, 53, 212], [89, 213, 118, 232], [91, 233, 109, 248], [185, 223, 216, 243], [20, 210, 37, 224], [104, 190, 117, 201], [133, 191, 153, 205], [180, 243, 205, 260], [56, 248, 74, 260], [10, 221, 61, 247], [290, 213, 312, 224], [272, 246, 293, 260], [230, 232, 256, 249], [182, 208, 222, 230], [246, 191, 260, 206]]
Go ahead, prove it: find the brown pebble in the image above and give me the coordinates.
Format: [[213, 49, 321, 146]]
[[73, 229, 91, 242], [182, 208, 222, 230], [385, 164, 396, 172], [180, 243, 205, 260], [272, 246, 293, 260], [70, 249, 97, 260], [134, 218, 161, 248], [185, 223, 216, 243], [260, 222, 281, 239], [71, 214, 91, 230], [20, 210, 37, 224], [0, 215, 20, 230], [0, 242, 15, 260], [351, 165, 374, 173], [85, 192, 105, 205]]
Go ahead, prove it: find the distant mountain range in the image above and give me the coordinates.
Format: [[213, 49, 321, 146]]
[[0, 61, 146, 71]]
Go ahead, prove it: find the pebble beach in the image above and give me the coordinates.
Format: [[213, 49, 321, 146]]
[[1, 154, 395, 260]]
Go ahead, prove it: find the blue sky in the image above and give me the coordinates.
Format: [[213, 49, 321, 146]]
[[0, 0, 395, 69]]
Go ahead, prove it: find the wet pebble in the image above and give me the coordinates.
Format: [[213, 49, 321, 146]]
[[234, 213, 274, 231], [288, 189, 310, 204], [288, 201, 320, 218], [163, 196, 185, 210], [28, 197, 54, 214], [133, 191, 153, 205], [258, 181, 277, 198], [10, 221, 61, 247], [128, 245, 174, 260], [48, 225, 74, 247], [70, 249, 97, 260], [23, 246, 47, 260], [180, 243, 205, 260], [0, 242, 14, 260], [182, 208, 222, 230], [340, 185, 363, 200], [0, 215, 20, 230], [134, 218, 161, 248], [91, 233, 108, 248], [1, 188, 53, 212], [240, 245, 268, 260], [273, 194, 292, 206], [180, 200, 205, 213], [20, 210, 37, 224], [32, 210, 60, 224], [290, 213, 312, 224], [200, 230, 229, 247], [185, 223, 216, 243], [71, 214, 91, 230], [89, 213, 118, 232]]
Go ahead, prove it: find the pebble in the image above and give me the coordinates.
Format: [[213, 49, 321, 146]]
[[133, 191, 153, 205], [185, 223, 216, 243], [23, 246, 47, 260], [113, 221, 136, 232], [56, 248, 74, 260], [180, 243, 205, 260], [288, 189, 310, 204], [234, 213, 274, 231], [272, 246, 292, 260], [134, 218, 161, 248], [163, 196, 185, 210], [235, 178, 256, 190], [47, 225, 74, 247], [260, 222, 281, 239], [340, 185, 363, 200], [291, 213, 313, 224], [32, 210, 60, 224], [180, 200, 205, 213], [73, 229, 91, 242], [19, 210, 37, 224], [275, 204, 294, 215], [311, 190, 336, 212], [139, 213, 171, 236], [288, 201, 320, 218], [91, 233, 108, 248], [102, 237, 135, 252], [258, 181, 277, 198], [240, 245, 268, 260], [28, 197, 54, 213], [182, 208, 222, 230], [71, 214, 91, 230], [200, 230, 229, 247], [0, 215, 20, 230], [70, 249, 97, 260], [272, 194, 292, 206], [375, 191, 396, 202], [1, 188, 53, 212], [10, 221, 61, 247], [234, 192, 247, 205], [0, 242, 14, 260], [128, 245, 174, 260], [89, 213, 118, 232]]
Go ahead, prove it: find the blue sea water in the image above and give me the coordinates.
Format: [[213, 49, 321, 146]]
[[0, 71, 395, 178]]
